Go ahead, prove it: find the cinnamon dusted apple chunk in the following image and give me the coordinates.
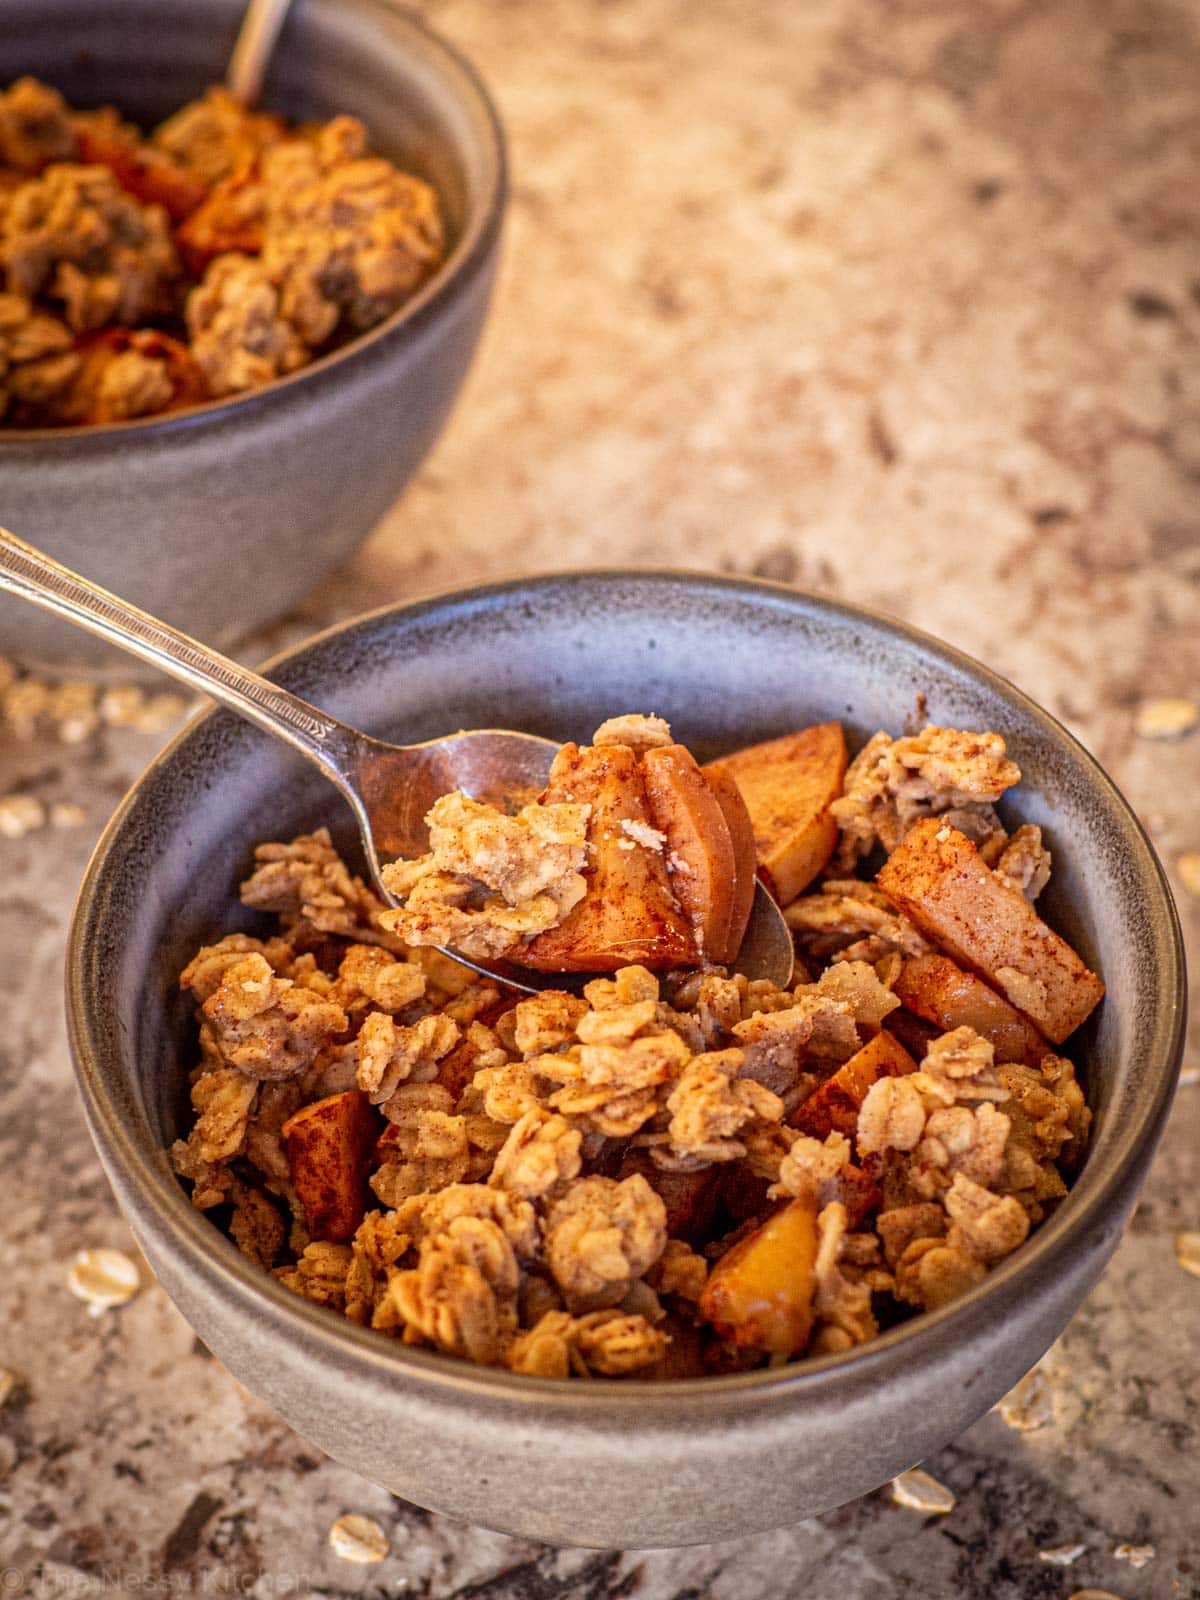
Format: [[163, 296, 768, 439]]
[[790, 1030, 917, 1142], [699, 1195, 820, 1357], [705, 722, 847, 905], [701, 761, 759, 962], [641, 742, 746, 963], [522, 741, 697, 971], [877, 820, 1104, 1044], [283, 1089, 378, 1243], [893, 953, 1050, 1065]]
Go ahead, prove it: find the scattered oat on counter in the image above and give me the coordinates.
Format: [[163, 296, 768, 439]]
[[996, 1364, 1054, 1431], [327, 1514, 389, 1564], [0, 667, 192, 746], [1176, 853, 1200, 896], [137, 691, 189, 732], [0, 1368, 18, 1408], [1134, 697, 1199, 740], [1039, 1544, 1086, 1566], [1179, 1065, 1200, 1088], [889, 1468, 956, 1515], [66, 1246, 141, 1313], [0, 793, 45, 837], [0, 670, 193, 836], [1174, 1232, 1200, 1279], [1068, 1591, 1127, 1600], [2, 675, 49, 738], [1113, 1543, 1155, 1569], [49, 680, 100, 743], [48, 801, 87, 829], [99, 685, 147, 727]]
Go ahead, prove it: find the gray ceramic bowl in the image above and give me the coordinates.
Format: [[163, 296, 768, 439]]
[[0, 0, 504, 673], [66, 573, 1185, 1549]]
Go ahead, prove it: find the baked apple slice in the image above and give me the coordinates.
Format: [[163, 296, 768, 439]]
[[618, 1148, 723, 1244], [523, 743, 697, 971], [893, 952, 1049, 1065], [878, 819, 1104, 1044], [699, 1195, 820, 1357], [705, 722, 847, 905], [642, 743, 740, 963], [76, 117, 209, 220], [790, 1029, 917, 1141], [176, 167, 265, 273], [701, 760, 759, 962]]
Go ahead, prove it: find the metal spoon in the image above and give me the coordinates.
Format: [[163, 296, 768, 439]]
[[226, 0, 295, 108], [0, 527, 795, 992]]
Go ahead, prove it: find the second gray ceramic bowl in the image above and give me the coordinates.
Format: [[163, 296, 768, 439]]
[[0, 0, 504, 673], [66, 573, 1185, 1549]]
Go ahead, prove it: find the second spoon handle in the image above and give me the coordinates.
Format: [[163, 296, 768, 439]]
[[0, 525, 358, 779], [226, 0, 295, 106]]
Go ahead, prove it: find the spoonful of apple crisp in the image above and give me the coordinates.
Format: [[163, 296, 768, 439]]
[[0, 526, 794, 992]]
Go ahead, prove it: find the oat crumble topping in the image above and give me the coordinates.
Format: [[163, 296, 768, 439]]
[[172, 712, 1098, 1379], [152, 87, 284, 187], [830, 725, 1021, 869], [0, 78, 77, 173], [592, 713, 674, 752], [0, 163, 178, 331], [0, 77, 445, 427], [186, 250, 308, 396], [379, 793, 590, 961]]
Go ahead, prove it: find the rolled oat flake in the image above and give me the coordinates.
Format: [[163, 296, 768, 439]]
[[328, 1514, 389, 1564], [1038, 1544, 1086, 1566], [1177, 852, 1200, 896], [0, 794, 46, 838], [1176, 1232, 1200, 1279], [996, 1364, 1054, 1431], [889, 1468, 956, 1515], [66, 1247, 141, 1312], [1133, 697, 1199, 739], [0, 1369, 17, 1407], [1113, 1543, 1154, 1568], [49, 801, 87, 829]]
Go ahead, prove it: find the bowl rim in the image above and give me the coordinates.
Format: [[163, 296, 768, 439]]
[[66, 570, 1188, 1413], [0, 0, 507, 450]]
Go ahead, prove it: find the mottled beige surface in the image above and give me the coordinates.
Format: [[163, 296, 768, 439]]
[[1, 0, 1199, 1594]]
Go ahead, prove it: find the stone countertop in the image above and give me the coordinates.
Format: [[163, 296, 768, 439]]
[[2, 0, 1199, 1594]]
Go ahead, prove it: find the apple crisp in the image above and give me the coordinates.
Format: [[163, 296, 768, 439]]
[[0, 77, 444, 426], [172, 713, 1101, 1379]]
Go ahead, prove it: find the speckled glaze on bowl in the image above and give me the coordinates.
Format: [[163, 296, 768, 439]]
[[0, 0, 505, 673], [66, 573, 1185, 1549]]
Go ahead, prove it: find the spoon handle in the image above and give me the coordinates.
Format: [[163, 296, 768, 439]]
[[226, 0, 294, 106], [0, 524, 359, 780]]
